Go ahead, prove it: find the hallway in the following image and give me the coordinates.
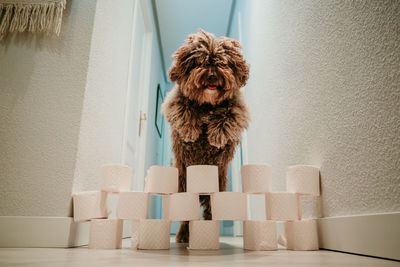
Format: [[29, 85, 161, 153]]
[[0, 0, 399, 264]]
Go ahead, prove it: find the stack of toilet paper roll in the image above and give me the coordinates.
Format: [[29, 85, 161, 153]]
[[241, 164, 277, 251], [72, 162, 321, 251], [72, 164, 133, 249], [241, 164, 320, 251], [283, 165, 320, 250]]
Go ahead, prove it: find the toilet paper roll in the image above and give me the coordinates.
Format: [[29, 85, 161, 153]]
[[169, 193, 200, 221], [138, 219, 171, 250], [100, 164, 132, 192], [72, 191, 109, 222], [241, 164, 271, 193], [187, 165, 219, 193], [284, 219, 319, 250], [89, 219, 123, 249], [189, 220, 219, 250], [211, 192, 247, 221], [243, 220, 277, 250], [299, 195, 323, 219], [266, 192, 301, 221], [117, 192, 149, 220], [131, 220, 140, 249], [145, 166, 178, 194], [286, 165, 320, 196]]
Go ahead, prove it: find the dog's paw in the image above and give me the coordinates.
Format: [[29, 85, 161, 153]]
[[207, 128, 229, 148], [180, 124, 201, 142], [208, 122, 241, 148]]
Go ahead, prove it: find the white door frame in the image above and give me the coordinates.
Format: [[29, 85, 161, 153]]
[[122, 0, 153, 191], [231, 11, 250, 237]]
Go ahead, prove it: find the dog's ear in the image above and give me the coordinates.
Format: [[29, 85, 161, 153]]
[[219, 37, 249, 87], [234, 56, 250, 87], [168, 61, 180, 82], [168, 45, 191, 82], [169, 32, 201, 83]]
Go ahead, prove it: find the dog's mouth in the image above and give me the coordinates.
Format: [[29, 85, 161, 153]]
[[205, 84, 219, 91]]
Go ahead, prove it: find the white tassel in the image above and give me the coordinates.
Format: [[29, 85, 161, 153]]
[[0, 0, 66, 40], [0, 5, 13, 40]]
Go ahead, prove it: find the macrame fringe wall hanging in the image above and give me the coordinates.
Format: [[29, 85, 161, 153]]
[[0, 0, 66, 40]]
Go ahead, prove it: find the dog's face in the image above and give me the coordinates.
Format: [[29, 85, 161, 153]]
[[168, 29, 249, 105]]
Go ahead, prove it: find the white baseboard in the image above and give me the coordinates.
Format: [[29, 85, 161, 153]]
[[0, 216, 131, 248], [317, 212, 400, 260], [1, 212, 399, 260]]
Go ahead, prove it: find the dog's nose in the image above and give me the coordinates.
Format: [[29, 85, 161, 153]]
[[208, 73, 217, 83]]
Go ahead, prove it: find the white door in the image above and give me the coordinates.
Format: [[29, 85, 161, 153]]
[[122, 0, 153, 192]]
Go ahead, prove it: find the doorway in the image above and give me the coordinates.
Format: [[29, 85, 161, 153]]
[[122, 0, 153, 192]]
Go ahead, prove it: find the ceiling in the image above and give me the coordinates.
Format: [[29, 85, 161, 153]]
[[153, 0, 234, 80]]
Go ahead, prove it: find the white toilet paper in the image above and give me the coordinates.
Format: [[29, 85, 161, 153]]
[[145, 166, 178, 194], [138, 219, 171, 250], [211, 192, 247, 221], [284, 219, 319, 250], [100, 164, 132, 192], [169, 192, 200, 221], [286, 165, 320, 196], [189, 220, 219, 250], [266, 192, 301, 221], [299, 195, 323, 219], [243, 220, 277, 250], [241, 164, 271, 193], [72, 191, 109, 222], [187, 165, 219, 193], [88, 219, 123, 249], [117, 192, 149, 220]]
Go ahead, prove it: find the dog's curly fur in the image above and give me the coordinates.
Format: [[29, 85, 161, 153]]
[[161, 29, 250, 243]]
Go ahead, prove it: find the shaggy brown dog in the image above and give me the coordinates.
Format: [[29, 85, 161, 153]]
[[161, 29, 250, 243]]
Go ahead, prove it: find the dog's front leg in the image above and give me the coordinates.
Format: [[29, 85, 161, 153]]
[[207, 102, 250, 148], [162, 91, 201, 143]]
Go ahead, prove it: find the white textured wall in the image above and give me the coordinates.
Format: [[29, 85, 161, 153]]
[[0, 0, 167, 218], [0, 1, 96, 216], [239, 0, 400, 217], [71, 0, 136, 196], [72, 0, 166, 211]]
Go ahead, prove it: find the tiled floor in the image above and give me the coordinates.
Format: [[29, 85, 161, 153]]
[[0, 237, 398, 267]]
